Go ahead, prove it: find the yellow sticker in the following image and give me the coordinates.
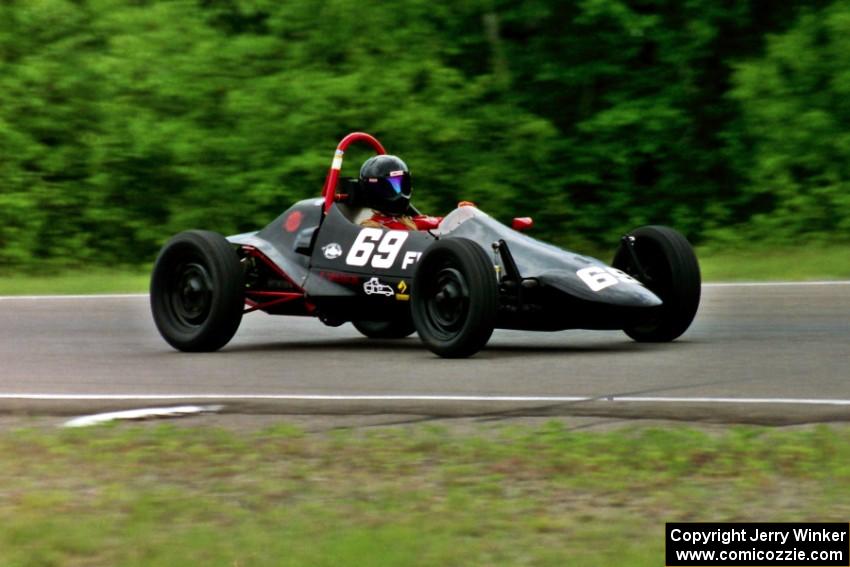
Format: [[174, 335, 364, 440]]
[[397, 280, 408, 293], [395, 294, 410, 301]]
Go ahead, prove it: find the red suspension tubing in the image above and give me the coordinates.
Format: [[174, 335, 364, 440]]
[[321, 132, 386, 213]]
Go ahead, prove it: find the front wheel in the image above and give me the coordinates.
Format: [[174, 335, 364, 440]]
[[411, 238, 497, 358], [150, 230, 245, 352], [612, 225, 700, 342]]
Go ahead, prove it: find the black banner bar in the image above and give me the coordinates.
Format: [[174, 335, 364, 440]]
[[666, 522, 849, 566]]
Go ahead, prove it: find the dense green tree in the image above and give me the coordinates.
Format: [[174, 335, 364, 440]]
[[0, 0, 845, 270], [492, 0, 810, 243], [727, 0, 850, 242]]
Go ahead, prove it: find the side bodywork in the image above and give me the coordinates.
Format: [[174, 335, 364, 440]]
[[228, 202, 662, 331], [433, 207, 661, 330]]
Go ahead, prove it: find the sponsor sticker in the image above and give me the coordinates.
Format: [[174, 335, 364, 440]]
[[363, 277, 394, 297], [395, 280, 409, 301], [322, 242, 343, 260]]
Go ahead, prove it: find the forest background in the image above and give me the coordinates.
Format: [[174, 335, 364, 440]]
[[1, 0, 848, 270]]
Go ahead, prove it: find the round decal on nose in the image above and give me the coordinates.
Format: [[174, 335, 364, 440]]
[[322, 243, 343, 259], [284, 211, 303, 232]]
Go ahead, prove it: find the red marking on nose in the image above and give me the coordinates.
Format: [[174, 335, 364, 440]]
[[285, 211, 303, 232]]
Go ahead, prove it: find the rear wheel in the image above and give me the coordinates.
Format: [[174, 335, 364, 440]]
[[150, 230, 244, 352], [411, 238, 497, 358], [352, 313, 415, 339], [612, 225, 700, 342]]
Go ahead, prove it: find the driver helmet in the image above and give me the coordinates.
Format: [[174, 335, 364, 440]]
[[359, 155, 411, 216]]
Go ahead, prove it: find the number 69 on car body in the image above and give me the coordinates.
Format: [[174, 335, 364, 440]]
[[577, 266, 641, 292], [345, 228, 421, 270]]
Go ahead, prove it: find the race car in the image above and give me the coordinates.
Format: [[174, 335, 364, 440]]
[[150, 132, 700, 358]]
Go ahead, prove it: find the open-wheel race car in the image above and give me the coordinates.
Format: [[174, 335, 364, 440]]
[[151, 132, 701, 358]]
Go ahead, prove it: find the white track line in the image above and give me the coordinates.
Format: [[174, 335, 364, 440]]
[[3, 393, 850, 407], [1, 281, 848, 301], [63, 405, 223, 428]]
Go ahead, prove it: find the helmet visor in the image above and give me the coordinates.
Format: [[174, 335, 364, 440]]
[[387, 175, 407, 195], [364, 172, 411, 201]]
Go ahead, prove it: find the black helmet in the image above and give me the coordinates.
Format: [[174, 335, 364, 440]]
[[359, 154, 411, 215]]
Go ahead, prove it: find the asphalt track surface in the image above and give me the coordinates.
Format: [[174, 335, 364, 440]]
[[0, 282, 848, 425]]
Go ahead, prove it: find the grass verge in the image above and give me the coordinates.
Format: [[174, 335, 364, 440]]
[[0, 244, 848, 295], [0, 269, 149, 295], [697, 243, 850, 282], [1, 422, 848, 566]]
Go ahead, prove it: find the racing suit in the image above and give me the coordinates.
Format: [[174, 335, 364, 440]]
[[360, 211, 442, 231]]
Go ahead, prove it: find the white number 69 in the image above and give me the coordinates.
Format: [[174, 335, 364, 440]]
[[346, 229, 409, 269], [576, 266, 639, 292]]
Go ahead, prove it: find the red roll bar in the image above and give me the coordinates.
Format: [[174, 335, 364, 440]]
[[321, 132, 386, 213]]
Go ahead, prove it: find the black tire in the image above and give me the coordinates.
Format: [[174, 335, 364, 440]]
[[612, 225, 700, 342], [352, 314, 415, 339], [150, 230, 244, 352], [411, 238, 498, 358]]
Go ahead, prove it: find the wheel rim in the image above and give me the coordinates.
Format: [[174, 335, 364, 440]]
[[424, 267, 469, 336], [169, 262, 213, 326]]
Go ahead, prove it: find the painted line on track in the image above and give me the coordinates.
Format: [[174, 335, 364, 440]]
[[63, 405, 224, 428], [1, 281, 849, 301], [3, 393, 850, 407]]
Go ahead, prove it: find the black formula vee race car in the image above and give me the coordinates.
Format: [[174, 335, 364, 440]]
[[151, 132, 701, 358]]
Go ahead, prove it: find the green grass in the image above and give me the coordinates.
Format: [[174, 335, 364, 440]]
[[1, 422, 849, 566], [697, 243, 850, 282], [0, 269, 149, 295], [0, 244, 848, 295]]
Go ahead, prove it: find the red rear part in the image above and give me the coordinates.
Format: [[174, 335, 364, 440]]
[[241, 245, 315, 315]]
